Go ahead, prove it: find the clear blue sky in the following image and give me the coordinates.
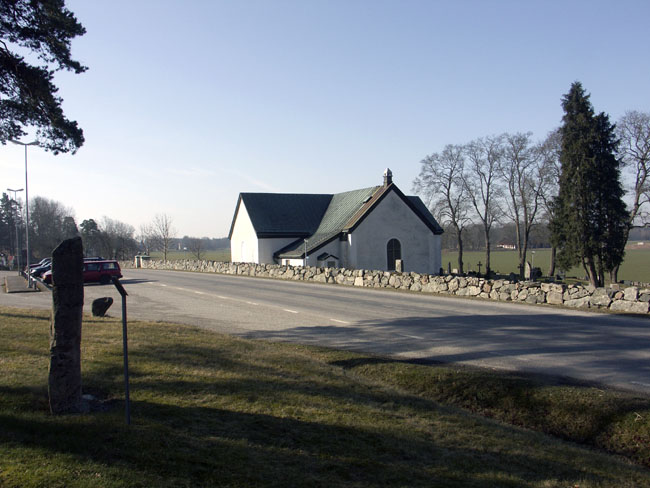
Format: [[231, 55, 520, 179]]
[[2, 0, 649, 238]]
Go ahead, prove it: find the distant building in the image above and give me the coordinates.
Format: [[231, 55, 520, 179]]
[[228, 169, 444, 274]]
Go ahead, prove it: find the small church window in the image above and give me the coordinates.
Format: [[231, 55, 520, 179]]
[[387, 238, 401, 271]]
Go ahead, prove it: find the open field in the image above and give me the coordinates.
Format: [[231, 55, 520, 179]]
[[1, 306, 649, 487], [149, 246, 650, 283], [442, 246, 650, 283], [149, 249, 230, 262]]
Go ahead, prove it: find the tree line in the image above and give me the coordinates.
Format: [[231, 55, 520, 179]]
[[0, 197, 225, 265], [414, 82, 649, 287]]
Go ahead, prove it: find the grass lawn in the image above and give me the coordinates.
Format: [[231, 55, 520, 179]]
[[442, 247, 650, 283], [2, 306, 649, 487]]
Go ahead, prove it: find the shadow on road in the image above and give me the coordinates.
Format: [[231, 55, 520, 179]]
[[241, 313, 650, 392]]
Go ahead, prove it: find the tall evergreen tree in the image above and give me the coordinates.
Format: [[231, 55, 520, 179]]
[[551, 82, 628, 287], [0, 0, 86, 153]]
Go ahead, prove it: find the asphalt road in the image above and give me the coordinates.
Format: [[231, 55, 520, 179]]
[[3, 268, 650, 394]]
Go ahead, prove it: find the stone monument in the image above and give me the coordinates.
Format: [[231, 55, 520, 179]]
[[48, 237, 84, 414]]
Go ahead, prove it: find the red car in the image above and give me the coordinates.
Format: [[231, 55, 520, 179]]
[[43, 260, 122, 285]]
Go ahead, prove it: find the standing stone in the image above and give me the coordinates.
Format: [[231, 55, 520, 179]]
[[48, 237, 84, 414], [524, 261, 532, 280]]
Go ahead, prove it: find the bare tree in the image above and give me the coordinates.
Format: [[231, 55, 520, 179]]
[[188, 237, 205, 261], [537, 129, 562, 276], [500, 132, 547, 278], [152, 213, 175, 261], [98, 217, 138, 260], [413, 144, 472, 273], [612, 110, 650, 281], [28, 196, 77, 258], [462, 135, 504, 277], [138, 223, 158, 255]]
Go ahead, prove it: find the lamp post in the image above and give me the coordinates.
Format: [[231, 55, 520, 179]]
[[10, 139, 38, 287], [6, 188, 24, 274]]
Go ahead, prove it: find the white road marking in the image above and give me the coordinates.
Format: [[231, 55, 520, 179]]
[[330, 319, 350, 325], [398, 334, 424, 340], [283, 309, 299, 314], [217, 295, 228, 299], [246, 301, 259, 306], [194, 291, 205, 295]]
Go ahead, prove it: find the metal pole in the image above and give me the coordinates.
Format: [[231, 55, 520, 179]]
[[9, 140, 38, 287], [112, 277, 131, 425], [24, 144, 31, 288], [122, 292, 131, 425]]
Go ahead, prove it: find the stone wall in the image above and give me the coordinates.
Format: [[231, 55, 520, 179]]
[[122, 260, 650, 314]]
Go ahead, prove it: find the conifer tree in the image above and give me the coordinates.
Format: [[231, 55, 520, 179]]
[[0, 0, 86, 153], [551, 82, 628, 287]]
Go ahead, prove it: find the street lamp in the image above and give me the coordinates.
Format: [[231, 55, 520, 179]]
[[9, 139, 39, 287], [6, 187, 24, 274]]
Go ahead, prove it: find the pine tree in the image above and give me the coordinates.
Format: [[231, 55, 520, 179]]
[[0, 0, 86, 153], [551, 82, 628, 287]]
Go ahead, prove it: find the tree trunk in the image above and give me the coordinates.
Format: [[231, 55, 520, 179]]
[[484, 227, 491, 278], [456, 228, 464, 274], [548, 246, 557, 277], [585, 257, 600, 288], [515, 218, 522, 277], [610, 265, 619, 284]]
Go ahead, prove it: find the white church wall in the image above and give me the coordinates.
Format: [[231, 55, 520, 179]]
[[350, 191, 440, 274]]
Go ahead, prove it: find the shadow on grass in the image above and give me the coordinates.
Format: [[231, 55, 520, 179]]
[[0, 385, 630, 488], [0, 311, 50, 322]]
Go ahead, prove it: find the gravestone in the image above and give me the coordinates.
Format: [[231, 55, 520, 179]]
[[395, 259, 403, 273], [48, 237, 84, 414], [524, 261, 532, 280]]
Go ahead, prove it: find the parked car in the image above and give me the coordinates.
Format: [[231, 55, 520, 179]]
[[28, 258, 51, 276], [29, 258, 51, 269], [83, 260, 122, 284], [43, 260, 122, 285], [31, 263, 51, 278]]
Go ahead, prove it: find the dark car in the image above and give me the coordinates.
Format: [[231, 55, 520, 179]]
[[31, 263, 51, 278], [43, 260, 122, 285], [28, 258, 51, 276]]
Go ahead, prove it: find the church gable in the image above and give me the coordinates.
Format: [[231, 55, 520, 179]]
[[229, 169, 443, 273]]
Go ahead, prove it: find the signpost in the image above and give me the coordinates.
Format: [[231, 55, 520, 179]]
[[112, 277, 131, 425]]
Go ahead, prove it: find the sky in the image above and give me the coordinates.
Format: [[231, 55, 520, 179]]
[[2, 0, 649, 238]]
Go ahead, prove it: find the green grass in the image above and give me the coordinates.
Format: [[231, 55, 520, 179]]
[[442, 247, 650, 283], [2, 306, 649, 487], [149, 249, 230, 262], [151, 246, 650, 284]]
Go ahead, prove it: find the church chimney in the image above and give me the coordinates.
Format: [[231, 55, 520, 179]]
[[383, 168, 393, 186]]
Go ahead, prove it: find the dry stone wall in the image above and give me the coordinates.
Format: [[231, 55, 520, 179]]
[[122, 260, 650, 314]]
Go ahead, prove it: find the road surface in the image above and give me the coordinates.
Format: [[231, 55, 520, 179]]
[[2, 268, 649, 394]]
